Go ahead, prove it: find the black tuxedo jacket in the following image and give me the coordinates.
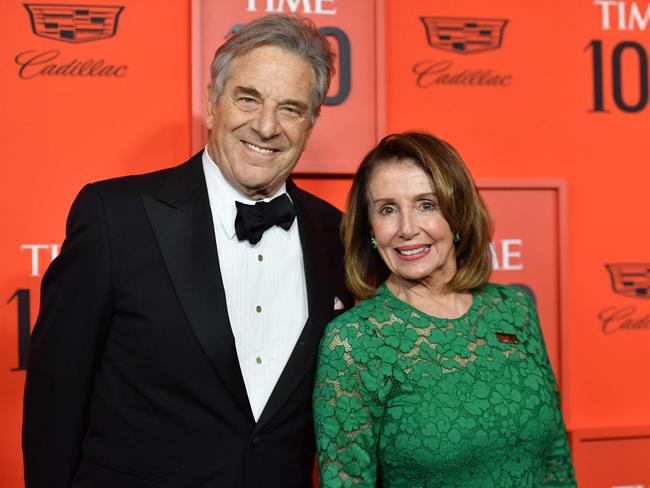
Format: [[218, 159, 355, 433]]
[[23, 153, 352, 488]]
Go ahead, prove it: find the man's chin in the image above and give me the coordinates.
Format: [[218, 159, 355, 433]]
[[237, 168, 294, 196], [237, 177, 283, 200]]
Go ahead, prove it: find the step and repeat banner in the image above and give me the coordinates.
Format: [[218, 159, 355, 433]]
[[1, 2, 192, 487], [2, 1, 649, 487], [382, 1, 650, 485]]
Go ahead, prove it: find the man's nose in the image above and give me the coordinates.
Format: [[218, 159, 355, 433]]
[[251, 103, 280, 139]]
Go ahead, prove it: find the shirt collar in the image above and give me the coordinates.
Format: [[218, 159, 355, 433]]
[[202, 148, 288, 240]]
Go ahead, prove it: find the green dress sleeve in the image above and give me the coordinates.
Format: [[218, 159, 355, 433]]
[[313, 308, 385, 488], [517, 290, 576, 486]]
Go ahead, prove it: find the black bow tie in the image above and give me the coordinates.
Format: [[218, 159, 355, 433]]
[[234, 193, 296, 244]]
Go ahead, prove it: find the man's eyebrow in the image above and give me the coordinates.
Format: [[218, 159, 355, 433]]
[[234, 85, 309, 112], [281, 98, 309, 112], [234, 85, 263, 99]]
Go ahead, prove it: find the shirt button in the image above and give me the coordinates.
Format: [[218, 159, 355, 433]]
[[256, 356, 262, 364], [257, 254, 263, 261], [256, 305, 262, 313]]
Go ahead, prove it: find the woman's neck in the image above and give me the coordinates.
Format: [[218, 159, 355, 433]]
[[386, 274, 472, 319]]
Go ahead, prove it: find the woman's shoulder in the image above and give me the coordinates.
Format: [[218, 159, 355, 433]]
[[326, 291, 385, 328], [475, 282, 539, 335], [323, 287, 399, 341], [477, 282, 535, 307]]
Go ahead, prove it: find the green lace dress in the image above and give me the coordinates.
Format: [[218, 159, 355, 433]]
[[313, 283, 576, 487]]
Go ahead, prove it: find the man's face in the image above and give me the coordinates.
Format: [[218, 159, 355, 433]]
[[206, 45, 315, 199]]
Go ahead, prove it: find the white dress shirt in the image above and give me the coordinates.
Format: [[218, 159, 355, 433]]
[[202, 149, 308, 421]]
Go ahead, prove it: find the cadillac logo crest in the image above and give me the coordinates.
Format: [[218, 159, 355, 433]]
[[24, 3, 124, 43], [420, 17, 508, 54], [605, 263, 650, 299]]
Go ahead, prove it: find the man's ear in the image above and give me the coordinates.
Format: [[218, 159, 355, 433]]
[[205, 91, 215, 130]]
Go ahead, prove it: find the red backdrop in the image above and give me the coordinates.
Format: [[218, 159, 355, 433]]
[[2, 1, 649, 486]]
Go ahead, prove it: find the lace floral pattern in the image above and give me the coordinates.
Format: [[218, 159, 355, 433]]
[[314, 283, 576, 487]]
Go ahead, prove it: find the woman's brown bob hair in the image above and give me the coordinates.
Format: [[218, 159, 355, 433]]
[[342, 131, 493, 299]]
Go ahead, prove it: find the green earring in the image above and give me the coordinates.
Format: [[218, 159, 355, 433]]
[[370, 236, 377, 249], [453, 232, 461, 243]]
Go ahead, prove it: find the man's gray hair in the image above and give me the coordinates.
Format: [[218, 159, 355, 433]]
[[208, 14, 335, 124]]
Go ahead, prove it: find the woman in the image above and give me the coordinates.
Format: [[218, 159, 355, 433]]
[[313, 132, 576, 487]]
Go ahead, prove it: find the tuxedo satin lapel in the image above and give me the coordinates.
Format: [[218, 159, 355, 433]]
[[142, 154, 253, 420], [256, 180, 333, 429]]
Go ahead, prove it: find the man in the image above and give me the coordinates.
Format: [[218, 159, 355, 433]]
[[23, 14, 352, 488]]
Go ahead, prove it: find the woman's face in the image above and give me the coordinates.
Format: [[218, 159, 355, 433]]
[[367, 158, 457, 287]]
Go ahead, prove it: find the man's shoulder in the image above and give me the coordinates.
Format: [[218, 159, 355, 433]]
[[288, 179, 343, 221], [89, 153, 202, 197]]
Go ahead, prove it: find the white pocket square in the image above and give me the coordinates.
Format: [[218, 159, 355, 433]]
[[333, 296, 345, 310]]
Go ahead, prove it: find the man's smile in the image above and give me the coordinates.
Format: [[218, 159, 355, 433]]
[[243, 140, 278, 154]]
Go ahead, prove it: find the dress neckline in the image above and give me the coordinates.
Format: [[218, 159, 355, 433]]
[[378, 282, 483, 323]]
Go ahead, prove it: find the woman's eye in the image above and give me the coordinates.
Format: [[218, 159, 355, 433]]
[[379, 206, 395, 216], [420, 201, 438, 211]]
